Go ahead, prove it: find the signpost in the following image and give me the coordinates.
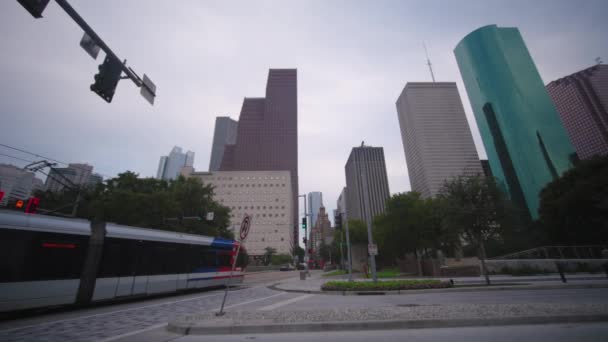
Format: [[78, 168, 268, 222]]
[[217, 214, 251, 316], [368, 243, 378, 256], [79, 32, 100, 60], [206, 212, 214, 221]]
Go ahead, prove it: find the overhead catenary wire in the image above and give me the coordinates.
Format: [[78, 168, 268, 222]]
[[0, 143, 113, 179]]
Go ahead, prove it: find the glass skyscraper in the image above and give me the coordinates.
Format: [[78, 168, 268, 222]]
[[454, 25, 576, 219]]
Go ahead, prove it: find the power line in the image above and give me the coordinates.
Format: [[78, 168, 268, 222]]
[[0, 143, 113, 179], [0, 152, 35, 164]]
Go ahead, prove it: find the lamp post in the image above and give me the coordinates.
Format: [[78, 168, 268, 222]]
[[298, 194, 310, 277]]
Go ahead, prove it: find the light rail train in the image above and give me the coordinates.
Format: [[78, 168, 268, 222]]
[[0, 210, 243, 312]]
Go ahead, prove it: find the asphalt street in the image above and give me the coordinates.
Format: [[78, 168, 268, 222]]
[[0, 271, 607, 341], [173, 323, 608, 342]]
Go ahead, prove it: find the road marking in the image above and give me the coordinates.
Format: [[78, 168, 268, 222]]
[[258, 294, 313, 311], [98, 322, 167, 342], [0, 286, 259, 333], [223, 292, 287, 309]]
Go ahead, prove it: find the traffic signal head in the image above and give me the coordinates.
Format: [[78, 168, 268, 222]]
[[91, 56, 123, 103], [334, 214, 342, 230], [301, 217, 306, 229], [17, 0, 50, 18], [302, 237, 307, 245]]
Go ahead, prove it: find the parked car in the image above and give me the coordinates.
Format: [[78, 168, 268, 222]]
[[296, 263, 306, 270], [279, 264, 295, 271]]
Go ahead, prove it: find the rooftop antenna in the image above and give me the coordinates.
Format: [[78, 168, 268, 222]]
[[424, 43, 436, 82], [596, 57, 603, 65]]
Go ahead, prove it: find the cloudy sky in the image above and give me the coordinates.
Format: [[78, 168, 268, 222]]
[[1, 0, 607, 233]]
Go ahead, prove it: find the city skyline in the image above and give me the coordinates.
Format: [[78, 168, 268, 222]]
[[1, 0, 607, 223]]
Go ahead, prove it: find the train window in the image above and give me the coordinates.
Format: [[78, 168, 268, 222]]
[[98, 238, 137, 277], [0, 229, 88, 282]]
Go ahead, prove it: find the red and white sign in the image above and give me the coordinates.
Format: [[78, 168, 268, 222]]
[[239, 214, 251, 241]]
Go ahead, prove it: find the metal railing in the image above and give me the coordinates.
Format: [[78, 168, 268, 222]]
[[493, 245, 608, 260]]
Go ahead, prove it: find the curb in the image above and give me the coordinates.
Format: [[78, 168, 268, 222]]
[[268, 282, 608, 296], [168, 314, 608, 335]]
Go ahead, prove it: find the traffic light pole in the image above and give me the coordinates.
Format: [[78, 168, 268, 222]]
[[302, 194, 310, 277], [53, 0, 149, 91]]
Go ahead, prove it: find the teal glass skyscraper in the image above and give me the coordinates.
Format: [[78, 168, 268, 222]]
[[454, 25, 576, 219]]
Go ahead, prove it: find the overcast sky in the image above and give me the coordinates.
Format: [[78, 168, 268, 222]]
[[1, 0, 607, 231]]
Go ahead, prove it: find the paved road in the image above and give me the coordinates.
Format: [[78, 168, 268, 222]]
[[0, 271, 607, 341], [173, 323, 608, 342]]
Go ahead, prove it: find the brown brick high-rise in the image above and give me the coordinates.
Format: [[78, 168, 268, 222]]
[[220, 69, 299, 243]]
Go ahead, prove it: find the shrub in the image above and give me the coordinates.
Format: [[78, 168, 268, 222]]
[[270, 254, 293, 265], [321, 279, 452, 291]]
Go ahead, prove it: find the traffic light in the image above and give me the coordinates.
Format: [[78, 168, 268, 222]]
[[25, 197, 40, 214], [0, 191, 4, 203], [301, 217, 306, 229], [17, 0, 50, 18], [302, 237, 307, 245], [91, 56, 123, 103]]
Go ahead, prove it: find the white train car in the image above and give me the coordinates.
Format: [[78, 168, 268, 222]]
[[0, 210, 243, 312]]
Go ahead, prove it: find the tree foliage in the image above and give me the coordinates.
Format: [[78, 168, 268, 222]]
[[538, 155, 608, 245], [438, 174, 517, 284], [35, 171, 233, 239], [346, 219, 369, 244]]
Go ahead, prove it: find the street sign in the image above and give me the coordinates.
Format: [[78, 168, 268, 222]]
[[368, 244, 378, 256], [140, 74, 156, 105], [80, 32, 100, 60], [206, 212, 214, 221], [239, 214, 251, 241]]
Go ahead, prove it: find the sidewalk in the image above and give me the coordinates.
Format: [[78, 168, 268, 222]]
[[271, 271, 608, 294]]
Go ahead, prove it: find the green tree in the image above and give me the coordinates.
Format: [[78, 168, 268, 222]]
[[439, 174, 516, 285], [346, 219, 369, 244], [319, 242, 332, 263], [538, 156, 608, 245], [263, 246, 277, 266], [271, 254, 293, 265]]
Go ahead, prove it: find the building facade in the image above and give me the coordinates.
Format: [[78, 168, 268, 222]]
[[0, 164, 43, 206], [344, 144, 390, 226], [546, 64, 608, 160], [336, 187, 347, 224], [156, 146, 195, 181], [209, 117, 238, 171], [184, 169, 293, 257], [396, 82, 483, 198], [219, 69, 299, 243], [45, 163, 93, 192], [454, 24, 576, 219], [308, 191, 323, 228]]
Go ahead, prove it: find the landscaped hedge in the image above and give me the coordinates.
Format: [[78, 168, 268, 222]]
[[321, 279, 453, 291]]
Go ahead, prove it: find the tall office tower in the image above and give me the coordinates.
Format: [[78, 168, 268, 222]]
[[156, 146, 195, 181], [396, 82, 483, 198], [344, 144, 390, 226], [45, 163, 93, 192], [546, 64, 608, 160], [209, 117, 238, 171], [336, 187, 347, 224], [0, 164, 43, 206], [220, 69, 298, 242], [308, 191, 323, 227], [454, 24, 576, 219]]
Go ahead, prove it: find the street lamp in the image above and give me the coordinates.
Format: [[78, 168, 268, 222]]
[[298, 194, 310, 277]]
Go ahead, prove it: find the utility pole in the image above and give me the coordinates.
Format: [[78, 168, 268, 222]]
[[299, 194, 310, 277], [344, 212, 353, 282], [424, 43, 436, 83], [361, 165, 378, 282]]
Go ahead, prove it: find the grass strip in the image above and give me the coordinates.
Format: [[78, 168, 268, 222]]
[[321, 279, 452, 291]]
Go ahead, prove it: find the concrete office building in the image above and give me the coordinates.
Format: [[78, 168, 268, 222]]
[[336, 187, 347, 224], [344, 144, 390, 226], [156, 146, 195, 181], [45, 163, 93, 192], [0, 164, 43, 206], [396, 82, 483, 198], [209, 117, 238, 171], [219, 69, 299, 243], [454, 25, 576, 219], [546, 64, 608, 160], [308, 191, 323, 228], [183, 169, 293, 257]]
